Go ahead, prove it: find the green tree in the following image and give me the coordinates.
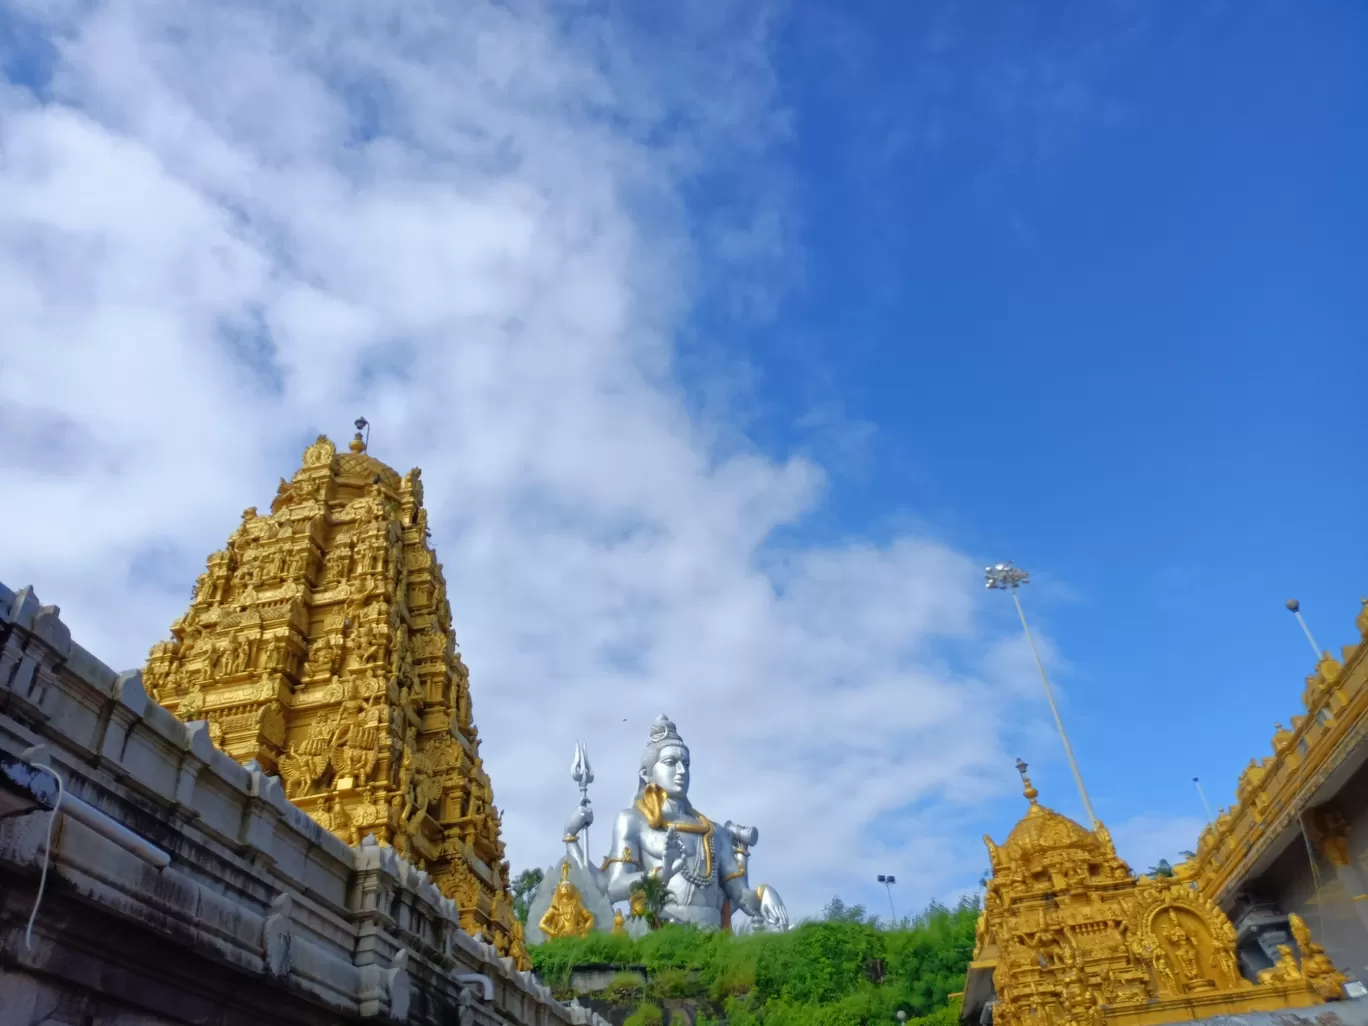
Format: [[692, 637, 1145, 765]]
[[630, 875, 677, 930], [512, 867, 544, 925], [821, 896, 870, 923], [1148, 859, 1174, 878]]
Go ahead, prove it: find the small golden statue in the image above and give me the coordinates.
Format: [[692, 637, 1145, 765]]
[[629, 888, 648, 918], [1290, 913, 1349, 1000], [538, 862, 595, 940], [612, 908, 627, 935], [1258, 945, 1303, 986]]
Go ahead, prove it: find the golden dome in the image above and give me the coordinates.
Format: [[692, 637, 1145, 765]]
[[997, 764, 1093, 856], [1003, 800, 1092, 855], [336, 428, 402, 489]]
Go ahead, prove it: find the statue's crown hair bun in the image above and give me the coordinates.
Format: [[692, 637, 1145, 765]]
[[648, 714, 681, 746]]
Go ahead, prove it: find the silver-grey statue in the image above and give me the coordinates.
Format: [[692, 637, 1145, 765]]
[[562, 714, 789, 932]]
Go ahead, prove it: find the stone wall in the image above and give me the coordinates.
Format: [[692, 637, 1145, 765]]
[[0, 579, 608, 1026]]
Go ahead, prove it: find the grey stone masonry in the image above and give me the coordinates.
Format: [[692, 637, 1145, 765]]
[[0, 580, 607, 1026]]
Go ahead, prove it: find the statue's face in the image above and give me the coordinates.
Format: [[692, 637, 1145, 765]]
[[648, 744, 690, 798]]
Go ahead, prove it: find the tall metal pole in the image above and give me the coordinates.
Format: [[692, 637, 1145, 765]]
[[1193, 776, 1215, 825], [1285, 599, 1323, 660], [986, 563, 1097, 829], [878, 875, 897, 922]]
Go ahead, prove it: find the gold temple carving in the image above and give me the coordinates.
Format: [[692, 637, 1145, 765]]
[[143, 426, 529, 969], [1176, 600, 1368, 905], [970, 768, 1344, 1026]]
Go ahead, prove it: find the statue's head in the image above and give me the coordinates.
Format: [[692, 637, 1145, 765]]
[[636, 714, 690, 800]]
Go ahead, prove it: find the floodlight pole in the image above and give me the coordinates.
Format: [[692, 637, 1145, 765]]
[[877, 874, 897, 922], [985, 562, 1097, 829], [1285, 599, 1324, 661]]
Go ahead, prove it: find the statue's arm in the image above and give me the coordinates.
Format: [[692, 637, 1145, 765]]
[[562, 803, 593, 872], [603, 809, 648, 903], [720, 847, 761, 915], [719, 823, 783, 924]]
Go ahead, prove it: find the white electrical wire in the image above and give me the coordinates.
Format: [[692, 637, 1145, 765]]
[[24, 761, 65, 951]]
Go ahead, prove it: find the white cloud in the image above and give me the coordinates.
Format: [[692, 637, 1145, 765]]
[[1111, 813, 1206, 876], [1, 0, 1051, 917]]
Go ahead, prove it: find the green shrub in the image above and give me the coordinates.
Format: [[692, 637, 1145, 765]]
[[710, 951, 756, 999], [527, 897, 979, 1025], [624, 1003, 664, 1026], [604, 971, 647, 1003], [649, 966, 703, 1000]]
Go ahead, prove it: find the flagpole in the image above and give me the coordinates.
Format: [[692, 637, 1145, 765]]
[[986, 562, 1097, 829]]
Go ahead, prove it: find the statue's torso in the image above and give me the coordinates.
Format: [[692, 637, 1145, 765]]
[[616, 805, 730, 923]]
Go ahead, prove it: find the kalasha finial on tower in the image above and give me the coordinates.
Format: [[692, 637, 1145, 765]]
[[1015, 758, 1038, 803], [351, 416, 370, 453]]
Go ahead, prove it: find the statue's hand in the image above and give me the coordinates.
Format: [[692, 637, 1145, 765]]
[[661, 826, 683, 882], [564, 801, 593, 838], [758, 886, 789, 932]]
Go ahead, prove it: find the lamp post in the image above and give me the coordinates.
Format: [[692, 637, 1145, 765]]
[[1285, 599, 1324, 660], [1193, 776, 1215, 825], [985, 562, 1097, 829], [877, 874, 897, 923]]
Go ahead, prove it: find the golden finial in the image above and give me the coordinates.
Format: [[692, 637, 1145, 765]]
[[350, 416, 369, 453], [1015, 758, 1038, 804]]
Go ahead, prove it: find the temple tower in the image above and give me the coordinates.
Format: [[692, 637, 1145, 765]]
[[961, 766, 1346, 1026], [143, 425, 527, 966]]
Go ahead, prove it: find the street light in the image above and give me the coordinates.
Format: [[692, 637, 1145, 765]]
[[985, 562, 1097, 829], [877, 874, 897, 922], [1285, 599, 1324, 660]]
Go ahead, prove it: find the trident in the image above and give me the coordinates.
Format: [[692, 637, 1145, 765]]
[[571, 741, 594, 858]]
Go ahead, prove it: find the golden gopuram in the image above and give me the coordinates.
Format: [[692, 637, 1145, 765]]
[[142, 423, 529, 969], [962, 763, 1347, 1026]]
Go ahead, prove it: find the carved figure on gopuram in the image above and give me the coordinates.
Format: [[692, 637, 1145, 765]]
[[966, 761, 1345, 1026], [142, 421, 528, 969], [524, 715, 789, 941]]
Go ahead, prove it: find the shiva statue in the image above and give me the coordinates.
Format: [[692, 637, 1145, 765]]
[[562, 714, 789, 932]]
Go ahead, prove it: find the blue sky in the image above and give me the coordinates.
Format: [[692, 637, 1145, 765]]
[[720, 0, 1368, 860], [1, 0, 1365, 918]]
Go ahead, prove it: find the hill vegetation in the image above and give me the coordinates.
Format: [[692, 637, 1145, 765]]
[[529, 896, 978, 1026]]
